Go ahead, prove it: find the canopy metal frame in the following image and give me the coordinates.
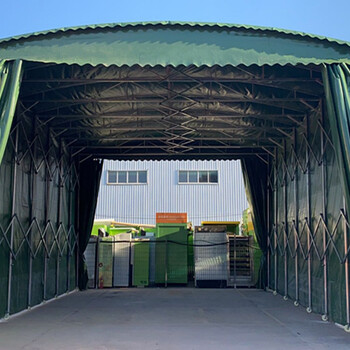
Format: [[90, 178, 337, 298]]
[[1, 60, 349, 328], [18, 62, 322, 160], [0, 112, 79, 317], [267, 110, 350, 325]]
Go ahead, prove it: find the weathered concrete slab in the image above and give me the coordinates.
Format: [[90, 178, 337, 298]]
[[0, 288, 349, 349]]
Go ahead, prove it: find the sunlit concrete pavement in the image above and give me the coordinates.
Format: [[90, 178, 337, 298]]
[[0, 288, 349, 350]]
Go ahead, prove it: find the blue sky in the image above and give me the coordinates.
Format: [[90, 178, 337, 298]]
[[1, 0, 350, 41]]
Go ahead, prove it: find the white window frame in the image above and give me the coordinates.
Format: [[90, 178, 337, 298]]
[[107, 170, 148, 185], [178, 170, 219, 185]]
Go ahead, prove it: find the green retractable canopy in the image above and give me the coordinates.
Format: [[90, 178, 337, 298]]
[[0, 22, 350, 325], [0, 22, 349, 163]]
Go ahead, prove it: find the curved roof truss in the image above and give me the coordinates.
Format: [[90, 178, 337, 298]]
[[1, 22, 349, 161], [18, 62, 323, 160]]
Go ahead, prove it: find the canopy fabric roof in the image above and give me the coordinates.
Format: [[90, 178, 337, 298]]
[[0, 22, 350, 67], [16, 62, 324, 159], [0, 22, 349, 160]]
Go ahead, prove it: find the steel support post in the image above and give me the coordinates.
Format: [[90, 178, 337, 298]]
[[306, 115, 312, 314], [293, 128, 299, 306], [56, 140, 62, 297], [66, 152, 72, 292], [28, 118, 37, 308], [43, 130, 50, 301], [283, 140, 288, 300], [75, 161, 80, 289], [343, 197, 350, 329], [6, 126, 19, 317], [321, 108, 328, 321], [274, 148, 278, 294], [267, 156, 270, 288]]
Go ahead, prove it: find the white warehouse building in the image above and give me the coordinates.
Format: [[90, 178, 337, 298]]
[[95, 159, 249, 226]]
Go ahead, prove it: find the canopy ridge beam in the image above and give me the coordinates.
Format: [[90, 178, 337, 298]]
[[51, 125, 297, 132], [34, 112, 306, 119], [71, 145, 279, 151], [133, 70, 207, 153], [78, 151, 267, 157], [22, 77, 323, 84], [22, 97, 322, 104]]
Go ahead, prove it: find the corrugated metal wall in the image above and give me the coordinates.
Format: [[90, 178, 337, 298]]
[[95, 160, 248, 226]]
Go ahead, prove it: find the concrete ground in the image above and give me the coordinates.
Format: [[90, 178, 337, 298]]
[[0, 288, 349, 350]]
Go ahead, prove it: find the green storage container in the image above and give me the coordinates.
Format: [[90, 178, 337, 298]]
[[132, 239, 150, 287], [155, 223, 188, 284]]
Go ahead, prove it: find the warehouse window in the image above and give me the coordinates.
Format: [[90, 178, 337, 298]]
[[178, 170, 218, 184], [107, 170, 147, 184]]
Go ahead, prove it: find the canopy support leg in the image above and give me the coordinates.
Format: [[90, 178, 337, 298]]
[[294, 128, 299, 306], [267, 156, 270, 289], [28, 117, 37, 308], [6, 125, 19, 317], [76, 162, 80, 289], [343, 198, 350, 329], [66, 152, 72, 292], [56, 140, 62, 297], [321, 107, 328, 321], [274, 148, 278, 294], [306, 114, 312, 314], [283, 140, 288, 300]]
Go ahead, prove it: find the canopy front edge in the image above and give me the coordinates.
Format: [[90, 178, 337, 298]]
[[1, 23, 350, 68]]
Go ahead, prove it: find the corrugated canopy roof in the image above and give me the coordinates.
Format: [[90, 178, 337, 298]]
[[0, 21, 350, 67], [2, 22, 348, 160]]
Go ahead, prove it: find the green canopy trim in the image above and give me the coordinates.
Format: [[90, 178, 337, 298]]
[[0, 60, 23, 165], [2, 21, 350, 47], [0, 22, 350, 67], [322, 63, 350, 213]]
